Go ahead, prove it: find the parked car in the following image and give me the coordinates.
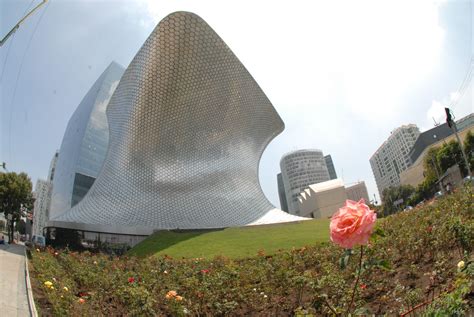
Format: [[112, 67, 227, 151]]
[[26, 235, 46, 249], [434, 191, 443, 198], [463, 176, 474, 185], [404, 206, 413, 211]]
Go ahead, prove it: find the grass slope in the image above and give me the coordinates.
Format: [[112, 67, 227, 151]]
[[128, 219, 330, 259]]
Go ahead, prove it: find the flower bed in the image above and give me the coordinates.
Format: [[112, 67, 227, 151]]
[[29, 186, 473, 315]]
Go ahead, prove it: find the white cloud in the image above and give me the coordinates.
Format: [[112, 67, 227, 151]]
[[134, 1, 444, 118], [425, 77, 473, 131], [130, 0, 449, 203], [427, 100, 446, 126]]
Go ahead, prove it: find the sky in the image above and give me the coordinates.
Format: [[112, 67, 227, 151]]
[[1, 0, 473, 207]]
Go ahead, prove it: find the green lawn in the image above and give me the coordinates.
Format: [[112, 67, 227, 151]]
[[128, 219, 330, 259]]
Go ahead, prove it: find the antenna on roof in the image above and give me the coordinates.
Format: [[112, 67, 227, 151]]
[[432, 117, 440, 127]]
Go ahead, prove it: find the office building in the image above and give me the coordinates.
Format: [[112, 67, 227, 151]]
[[277, 173, 289, 212], [324, 155, 337, 180], [32, 180, 52, 237], [48, 151, 59, 182], [32, 152, 60, 237], [49, 62, 125, 219], [369, 124, 420, 198], [280, 149, 330, 214]]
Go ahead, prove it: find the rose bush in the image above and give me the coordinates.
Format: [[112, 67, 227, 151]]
[[28, 185, 473, 315], [328, 199, 377, 314]]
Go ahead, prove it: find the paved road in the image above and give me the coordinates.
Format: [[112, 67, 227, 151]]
[[0, 244, 30, 317]]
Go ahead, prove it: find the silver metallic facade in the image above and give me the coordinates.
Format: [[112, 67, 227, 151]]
[[49, 62, 124, 219], [49, 12, 304, 235]]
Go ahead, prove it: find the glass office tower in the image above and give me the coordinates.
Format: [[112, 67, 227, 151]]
[[49, 62, 124, 219]]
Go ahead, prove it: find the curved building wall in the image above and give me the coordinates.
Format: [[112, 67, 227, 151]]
[[280, 149, 330, 214], [49, 12, 306, 234], [49, 62, 124, 219]]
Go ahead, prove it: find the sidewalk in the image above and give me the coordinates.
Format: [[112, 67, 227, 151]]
[[0, 244, 30, 316]]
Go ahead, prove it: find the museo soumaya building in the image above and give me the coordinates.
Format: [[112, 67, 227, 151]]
[[47, 12, 306, 246]]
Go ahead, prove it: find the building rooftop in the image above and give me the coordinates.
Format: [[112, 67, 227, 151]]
[[409, 113, 473, 164], [370, 124, 418, 160]]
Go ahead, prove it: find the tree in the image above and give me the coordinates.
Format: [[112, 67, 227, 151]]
[[17, 219, 26, 235], [464, 130, 474, 172], [436, 140, 466, 176], [423, 147, 441, 183], [408, 178, 437, 206], [381, 184, 415, 216], [0, 172, 34, 242]]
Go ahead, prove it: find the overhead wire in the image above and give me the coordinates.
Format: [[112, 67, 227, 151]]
[[7, 0, 50, 162], [0, 0, 35, 85], [447, 0, 473, 113]]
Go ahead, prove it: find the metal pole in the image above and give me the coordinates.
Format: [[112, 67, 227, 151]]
[[0, 0, 48, 47]]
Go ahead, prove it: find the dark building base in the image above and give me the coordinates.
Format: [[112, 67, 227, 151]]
[[45, 227, 148, 254]]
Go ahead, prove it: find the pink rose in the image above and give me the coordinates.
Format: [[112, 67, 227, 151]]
[[330, 199, 377, 249]]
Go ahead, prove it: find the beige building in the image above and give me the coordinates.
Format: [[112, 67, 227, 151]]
[[345, 181, 370, 203], [298, 179, 347, 219], [400, 126, 473, 187]]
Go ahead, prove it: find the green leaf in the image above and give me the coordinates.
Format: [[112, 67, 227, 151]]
[[376, 259, 392, 270], [373, 227, 386, 237], [339, 253, 351, 270]]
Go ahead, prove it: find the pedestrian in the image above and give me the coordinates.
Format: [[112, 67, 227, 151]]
[[446, 182, 452, 194], [0, 235, 5, 245]]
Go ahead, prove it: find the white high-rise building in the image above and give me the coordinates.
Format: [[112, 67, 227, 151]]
[[48, 151, 59, 183], [370, 124, 420, 198], [32, 151, 59, 236], [32, 180, 52, 236], [280, 149, 330, 214]]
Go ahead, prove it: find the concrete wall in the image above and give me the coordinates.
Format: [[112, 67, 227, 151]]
[[345, 181, 370, 202], [298, 180, 347, 219]]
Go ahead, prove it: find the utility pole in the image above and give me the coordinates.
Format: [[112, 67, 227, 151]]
[[0, 0, 48, 47], [445, 108, 472, 176]]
